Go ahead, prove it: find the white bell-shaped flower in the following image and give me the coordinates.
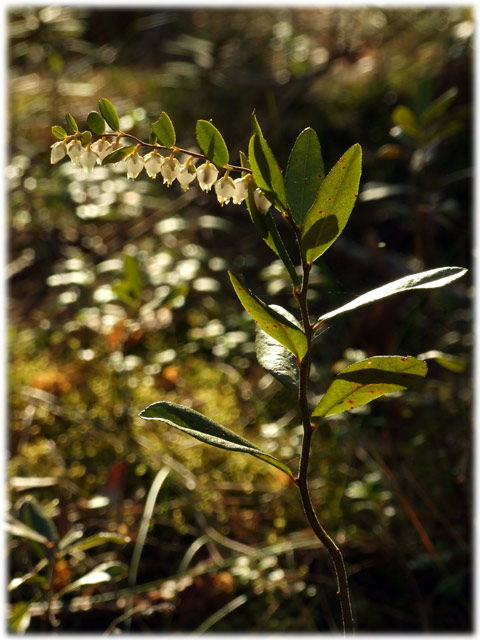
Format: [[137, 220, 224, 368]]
[[254, 188, 272, 214], [196, 162, 219, 192], [79, 147, 98, 173], [177, 163, 197, 192], [215, 176, 236, 206], [50, 141, 66, 164], [232, 175, 251, 205], [91, 138, 112, 164], [160, 157, 181, 186], [144, 151, 164, 179], [125, 153, 144, 180], [67, 139, 83, 166]]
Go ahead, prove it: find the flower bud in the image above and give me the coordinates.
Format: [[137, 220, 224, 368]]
[[50, 141, 66, 164], [79, 148, 98, 173], [125, 153, 144, 180], [144, 151, 164, 178], [232, 175, 251, 205], [160, 157, 181, 186], [196, 162, 219, 192], [178, 163, 197, 192], [215, 176, 236, 206], [67, 139, 83, 166], [254, 188, 272, 214], [91, 139, 112, 164]]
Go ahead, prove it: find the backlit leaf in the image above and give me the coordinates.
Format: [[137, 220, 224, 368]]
[[286, 127, 324, 226], [312, 356, 428, 419], [196, 120, 229, 167], [255, 305, 300, 390], [392, 105, 420, 138], [152, 112, 176, 147], [98, 97, 120, 132], [228, 270, 307, 360], [301, 144, 362, 264], [102, 145, 136, 165], [65, 112, 78, 133], [87, 111, 106, 135], [317, 266, 468, 323], [420, 87, 458, 125], [248, 134, 288, 212], [251, 110, 264, 137], [66, 532, 130, 553], [140, 402, 294, 478], [51, 125, 67, 139]]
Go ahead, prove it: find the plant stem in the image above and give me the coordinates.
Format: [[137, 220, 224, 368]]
[[292, 236, 354, 634]]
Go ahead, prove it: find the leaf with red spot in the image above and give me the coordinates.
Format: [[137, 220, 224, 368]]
[[228, 270, 307, 360], [312, 355, 427, 419], [285, 127, 324, 226], [301, 143, 362, 264]]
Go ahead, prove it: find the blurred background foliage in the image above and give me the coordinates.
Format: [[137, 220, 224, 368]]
[[7, 6, 472, 633]]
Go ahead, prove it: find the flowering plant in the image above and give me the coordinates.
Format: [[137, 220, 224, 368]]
[[50, 98, 467, 633]]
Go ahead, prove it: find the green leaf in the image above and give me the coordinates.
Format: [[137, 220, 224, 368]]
[[51, 125, 67, 139], [248, 134, 288, 212], [228, 270, 307, 360], [102, 145, 136, 165], [420, 87, 458, 125], [317, 266, 468, 323], [392, 105, 420, 138], [251, 110, 264, 137], [255, 305, 300, 390], [285, 127, 324, 226], [98, 97, 120, 132], [244, 183, 300, 287], [65, 112, 78, 133], [17, 496, 58, 559], [7, 519, 49, 545], [312, 356, 428, 419], [80, 130, 92, 146], [195, 119, 229, 166], [416, 350, 466, 374], [124, 254, 142, 298], [9, 601, 32, 633], [66, 532, 130, 553], [87, 110, 106, 135], [55, 565, 113, 599], [300, 143, 362, 264], [152, 112, 176, 147], [140, 401, 294, 479]]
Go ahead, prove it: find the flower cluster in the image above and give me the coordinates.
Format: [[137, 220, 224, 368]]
[[51, 138, 272, 213]]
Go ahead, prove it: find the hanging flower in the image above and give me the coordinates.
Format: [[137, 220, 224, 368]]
[[160, 157, 181, 186], [125, 153, 144, 180], [215, 176, 236, 206], [144, 151, 164, 178], [254, 188, 272, 214], [232, 175, 251, 205], [196, 162, 219, 192], [91, 138, 112, 164], [177, 163, 197, 192], [79, 147, 98, 173], [67, 139, 83, 166], [50, 141, 66, 164]]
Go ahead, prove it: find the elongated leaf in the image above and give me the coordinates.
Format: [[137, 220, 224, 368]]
[[102, 145, 136, 165], [301, 143, 362, 264], [251, 110, 264, 137], [420, 87, 458, 125], [140, 401, 294, 478], [317, 266, 468, 323], [416, 350, 466, 374], [7, 520, 49, 545], [66, 532, 130, 553], [99, 97, 120, 132], [152, 112, 176, 147], [228, 270, 307, 360], [255, 305, 300, 390], [65, 112, 78, 133], [87, 111, 106, 135], [196, 120, 229, 166], [244, 182, 299, 287], [124, 254, 142, 298], [9, 601, 32, 633], [51, 125, 67, 139], [17, 496, 58, 546], [286, 128, 324, 226], [312, 356, 428, 419], [248, 134, 288, 212]]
